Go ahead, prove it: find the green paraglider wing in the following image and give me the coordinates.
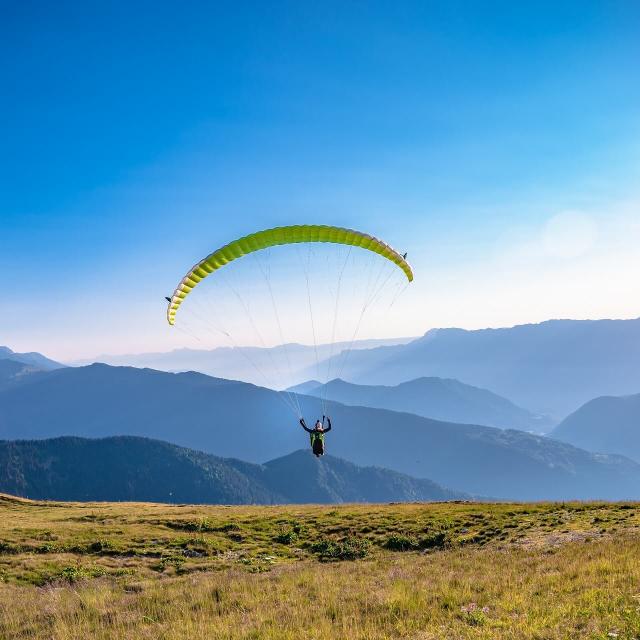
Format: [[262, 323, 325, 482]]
[[166, 225, 413, 325]]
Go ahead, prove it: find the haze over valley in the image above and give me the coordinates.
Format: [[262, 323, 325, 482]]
[[3, 319, 640, 502]]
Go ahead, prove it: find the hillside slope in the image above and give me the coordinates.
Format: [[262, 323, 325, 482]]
[[0, 359, 43, 391], [551, 393, 640, 463], [259, 449, 464, 503], [0, 436, 465, 503], [0, 499, 638, 639]]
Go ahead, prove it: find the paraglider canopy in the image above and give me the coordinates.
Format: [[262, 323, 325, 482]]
[[166, 225, 413, 326]]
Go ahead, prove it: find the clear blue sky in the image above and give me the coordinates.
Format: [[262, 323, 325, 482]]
[[2, 1, 639, 360]]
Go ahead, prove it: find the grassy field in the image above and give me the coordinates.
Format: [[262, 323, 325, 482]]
[[0, 494, 639, 638]]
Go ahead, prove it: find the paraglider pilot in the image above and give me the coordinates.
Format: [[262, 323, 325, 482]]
[[299, 416, 332, 457]]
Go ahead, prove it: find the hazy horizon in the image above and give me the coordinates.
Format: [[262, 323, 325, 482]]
[[6, 314, 639, 366]]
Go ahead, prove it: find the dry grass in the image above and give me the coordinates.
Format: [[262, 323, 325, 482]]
[[0, 495, 639, 638]]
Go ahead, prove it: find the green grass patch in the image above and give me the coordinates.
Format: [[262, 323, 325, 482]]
[[310, 535, 371, 561]]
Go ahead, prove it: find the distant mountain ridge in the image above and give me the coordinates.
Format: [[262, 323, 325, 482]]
[[0, 347, 64, 371], [305, 319, 640, 418], [0, 361, 638, 500], [551, 392, 640, 463], [0, 436, 466, 503], [73, 337, 415, 389], [289, 377, 553, 433]]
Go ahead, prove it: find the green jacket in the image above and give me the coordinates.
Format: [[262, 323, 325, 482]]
[[299, 418, 332, 446]]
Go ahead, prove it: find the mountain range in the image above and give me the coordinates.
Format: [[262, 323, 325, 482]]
[[72, 337, 415, 389], [303, 319, 640, 418], [289, 377, 553, 433], [0, 436, 466, 503], [1, 360, 638, 501], [0, 346, 63, 371], [68, 318, 640, 420]]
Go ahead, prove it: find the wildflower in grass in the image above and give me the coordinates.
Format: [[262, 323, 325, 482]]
[[460, 602, 488, 626]]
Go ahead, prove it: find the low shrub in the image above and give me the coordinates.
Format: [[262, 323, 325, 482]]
[[35, 543, 61, 554], [310, 536, 371, 561], [274, 526, 298, 545], [57, 565, 107, 583], [384, 534, 420, 551], [420, 531, 449, 550], [88, 539, 118, 554], [166, 518, 240, 533], [384, 531, 449, 551]]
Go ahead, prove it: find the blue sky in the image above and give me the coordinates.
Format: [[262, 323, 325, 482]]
[[1, 1, 639, 360]]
